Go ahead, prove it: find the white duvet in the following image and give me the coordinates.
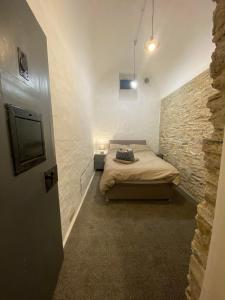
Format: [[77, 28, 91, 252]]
[[100, 148, 180, 194]]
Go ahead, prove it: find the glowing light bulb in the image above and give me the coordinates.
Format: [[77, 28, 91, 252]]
[[145, 38, 159, 53], [148, 42, 156, 52], [130, 80, 138, 89]]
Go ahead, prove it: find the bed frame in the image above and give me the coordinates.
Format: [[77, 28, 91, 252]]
[[105, 140, 174, 201]]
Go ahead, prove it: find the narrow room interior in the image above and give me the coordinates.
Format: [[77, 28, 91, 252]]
[[1, 0, 225, 299]]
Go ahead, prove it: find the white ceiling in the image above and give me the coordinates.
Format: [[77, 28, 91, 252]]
[[91, 0, 215, 98]]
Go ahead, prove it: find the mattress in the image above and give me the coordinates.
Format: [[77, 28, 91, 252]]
[[100, 148, 180, 194]]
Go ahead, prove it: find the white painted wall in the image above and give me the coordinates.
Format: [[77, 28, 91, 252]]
[[91, 1, 162, 151], [27, 0, 95, 239], [93, 73, 160, 152], [200, 128, 225, 300]]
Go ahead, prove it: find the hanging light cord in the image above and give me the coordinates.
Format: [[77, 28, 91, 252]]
[[151, 0, 155, 39], [133, 40, 136, 80], [133, 0, 148, 80], [134, 0, 148, 44]]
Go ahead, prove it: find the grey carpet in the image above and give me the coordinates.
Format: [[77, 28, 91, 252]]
[[53, 172, 196, 300]]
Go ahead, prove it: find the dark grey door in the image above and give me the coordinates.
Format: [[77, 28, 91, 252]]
[[0, 1, 63, 299]]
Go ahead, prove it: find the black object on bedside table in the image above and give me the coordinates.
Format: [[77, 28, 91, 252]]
[[94, 153, 106, 171]]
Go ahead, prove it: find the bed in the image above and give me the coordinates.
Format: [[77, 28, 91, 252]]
[[100, 140, 180, 200]]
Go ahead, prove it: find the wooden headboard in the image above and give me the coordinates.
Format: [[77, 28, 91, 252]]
[[109, 140, 146, 145]]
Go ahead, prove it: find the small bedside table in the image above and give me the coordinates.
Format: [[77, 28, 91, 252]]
[[94, 153, 106, 171]]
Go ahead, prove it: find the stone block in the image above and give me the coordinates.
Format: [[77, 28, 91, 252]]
[[209, 108, 225, 129], [211, 40, 225, 78], [212, 70, 225, 91], [196, 214, 212, 237], [206, 169, 220, 187], [205, 182, 218, 204], [192, 232, 209, 268], [189, 254, 203, 299], [213, 2, 225, 43], [197, 201, 215, 229], [207, 93, 225, 112], [204, 152, 222, 169], [194, 228, 211, 251], [203, 138, 223, 154], [211, 128, 225, 142]]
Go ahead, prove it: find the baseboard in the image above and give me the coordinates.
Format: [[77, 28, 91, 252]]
[[63, 172, 95, 247]]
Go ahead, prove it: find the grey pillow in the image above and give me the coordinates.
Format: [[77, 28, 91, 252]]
[[116, 149, 135, 161]]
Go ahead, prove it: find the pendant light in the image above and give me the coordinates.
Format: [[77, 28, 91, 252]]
[[145, 0, 159, 53]]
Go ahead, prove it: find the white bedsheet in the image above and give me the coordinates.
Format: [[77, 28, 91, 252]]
[[100, 149, 180, 194]]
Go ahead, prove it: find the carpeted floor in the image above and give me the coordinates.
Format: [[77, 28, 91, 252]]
[[53, 172, 196, 300]]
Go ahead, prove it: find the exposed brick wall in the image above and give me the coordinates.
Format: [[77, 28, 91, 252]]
[[186, 0, 225, 299], [160, 70, 216, 202]]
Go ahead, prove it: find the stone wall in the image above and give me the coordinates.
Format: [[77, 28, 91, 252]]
[[186, 0, 225, 299], [160, 70, 216, 202]]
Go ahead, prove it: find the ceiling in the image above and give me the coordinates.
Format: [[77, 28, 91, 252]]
[[91, 0, 215, 98]]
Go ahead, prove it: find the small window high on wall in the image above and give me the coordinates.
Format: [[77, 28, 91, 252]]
[[120, 79, 133, 90], [119, 73, 133, 90], [119, 73, 137, 101]]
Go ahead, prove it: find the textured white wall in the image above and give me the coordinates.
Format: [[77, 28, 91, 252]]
[[27, 0, 95, 239], [93, 72, 160, 152]]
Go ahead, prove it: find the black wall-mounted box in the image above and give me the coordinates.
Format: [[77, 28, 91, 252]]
[[6, 104, 46, 175]]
